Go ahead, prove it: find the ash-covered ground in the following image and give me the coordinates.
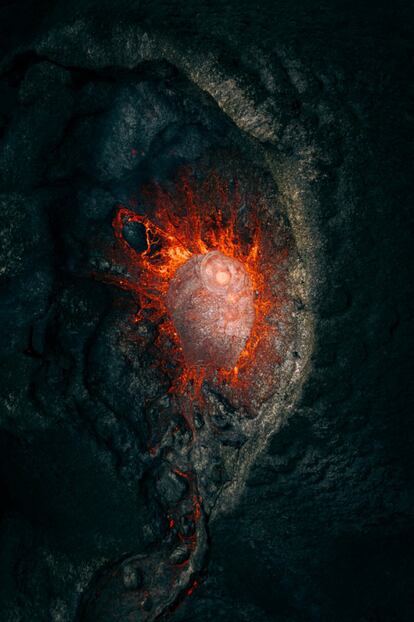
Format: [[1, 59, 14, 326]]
[[0, 1, 413, 621]]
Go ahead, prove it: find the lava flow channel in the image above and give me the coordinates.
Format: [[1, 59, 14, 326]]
[[106, 172, 282, 404]]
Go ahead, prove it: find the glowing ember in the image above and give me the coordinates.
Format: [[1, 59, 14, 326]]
[[166, 250, 255, 369]]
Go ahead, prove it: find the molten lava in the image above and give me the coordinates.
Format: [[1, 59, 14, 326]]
[[88, 172, 293, 621], [104, 172, 287, 405], [166, 250, 255, 369]]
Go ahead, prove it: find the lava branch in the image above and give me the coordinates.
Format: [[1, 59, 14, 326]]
[[77, 402, 209, 622]]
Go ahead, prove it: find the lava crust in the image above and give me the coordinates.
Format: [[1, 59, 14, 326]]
[[166, 250, 255, 370]]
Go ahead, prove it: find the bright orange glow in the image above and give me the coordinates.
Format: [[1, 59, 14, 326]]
[[105, 172, 285, 406]]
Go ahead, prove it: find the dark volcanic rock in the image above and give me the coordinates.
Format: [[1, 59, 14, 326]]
[[0, 1, 413, 622]]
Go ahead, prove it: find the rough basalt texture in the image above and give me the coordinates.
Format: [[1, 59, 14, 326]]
[[0, 1, 413, 622]]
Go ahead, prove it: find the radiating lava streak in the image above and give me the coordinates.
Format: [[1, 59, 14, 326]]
[[106, 172, 277, 405]]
